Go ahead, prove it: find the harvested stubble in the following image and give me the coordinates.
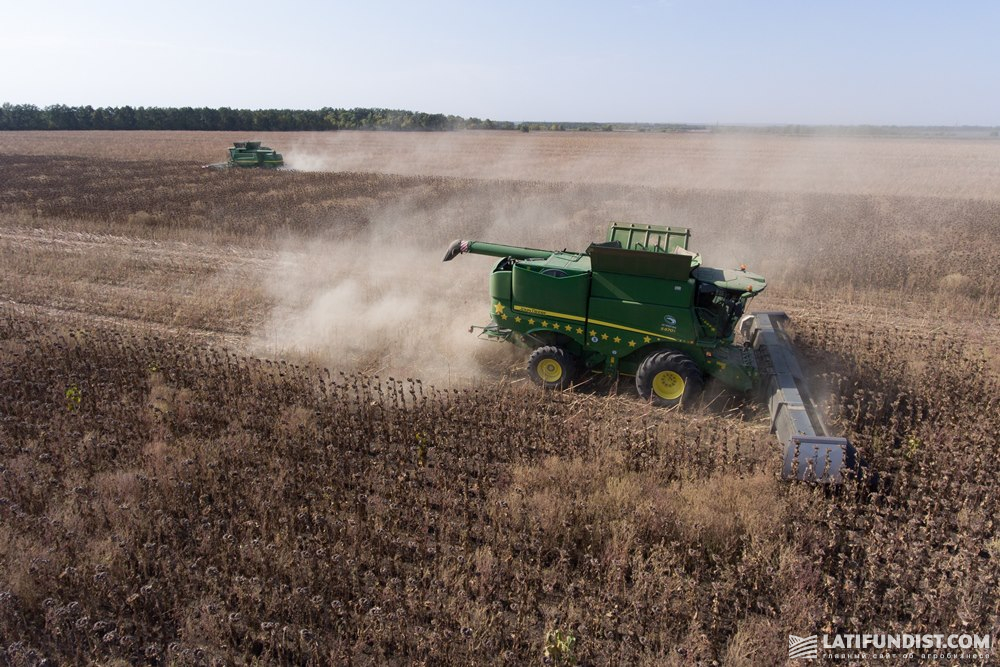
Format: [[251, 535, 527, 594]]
[[1, 307, 997, 665]]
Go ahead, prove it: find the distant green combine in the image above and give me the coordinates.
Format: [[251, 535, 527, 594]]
[[204, 141, 284, 169], [227, 141, 283, 168]]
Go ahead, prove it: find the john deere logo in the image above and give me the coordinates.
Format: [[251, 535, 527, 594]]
[[788, 634, 818, 660], [663, 315, 677, 327]]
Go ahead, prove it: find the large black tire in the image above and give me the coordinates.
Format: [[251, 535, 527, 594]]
[[635, 350, 704, 408], [527, 346, 578, 390]]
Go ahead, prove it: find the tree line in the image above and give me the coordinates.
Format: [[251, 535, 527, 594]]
[[0, 103, 722, 133], [0, 104, 528, 132], [4, 105, 990, 136]]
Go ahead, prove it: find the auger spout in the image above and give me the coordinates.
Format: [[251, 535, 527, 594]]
[[442, 239, 555, 262]]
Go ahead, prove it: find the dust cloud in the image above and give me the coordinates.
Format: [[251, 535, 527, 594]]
[[249, 197, 588, 386], [256, 130, 993, 385], [280, 130, 1000, 199], [248, 187, 779, 386], [251, 240, 511, 385]]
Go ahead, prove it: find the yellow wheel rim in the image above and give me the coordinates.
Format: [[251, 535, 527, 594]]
[[537, 358, 564, 383], [652, 370, 684, 400]]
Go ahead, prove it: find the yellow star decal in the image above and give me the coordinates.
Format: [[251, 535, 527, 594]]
[[501, 313, 508, 320], [589, 330, 597, 337], [552, 322, 560, 330], [643, 336, 652, 343], [541, 320, 549, 327], [576, 327, 584, 335], [627, 339, 636, 347], [528, 318, 535, 325], [514, 316, 522, 323], [613, 336, 621, 343], [601, 333, 609, 340], [493, 302, 505, 315]]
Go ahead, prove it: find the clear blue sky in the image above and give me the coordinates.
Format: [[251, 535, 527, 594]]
[[2, 0, 997, 125]]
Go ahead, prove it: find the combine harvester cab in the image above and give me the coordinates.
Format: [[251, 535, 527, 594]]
[[443, 223, 854, 484]]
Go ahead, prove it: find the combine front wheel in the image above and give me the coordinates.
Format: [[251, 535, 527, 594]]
[[527, 346, 578, 390], [636, 351, 704, 408]]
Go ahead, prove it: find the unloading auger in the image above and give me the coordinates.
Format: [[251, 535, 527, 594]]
[[443, 223, 854, 483]]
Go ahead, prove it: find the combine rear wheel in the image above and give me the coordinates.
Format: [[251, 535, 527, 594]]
[[636, 350, 704, 408], [527, 346, 578, 390]]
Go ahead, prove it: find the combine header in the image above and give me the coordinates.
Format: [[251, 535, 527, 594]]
[[443, 223, 853, 483], [741, 312, 853, 482]]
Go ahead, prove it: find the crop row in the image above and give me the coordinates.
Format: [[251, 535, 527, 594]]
[[1, 307, 997, 664]]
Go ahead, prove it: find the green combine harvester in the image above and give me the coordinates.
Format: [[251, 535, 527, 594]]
[[443, 223, 853, 483], [204, 141, 284, 169], [228, 141, 283, 168]]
